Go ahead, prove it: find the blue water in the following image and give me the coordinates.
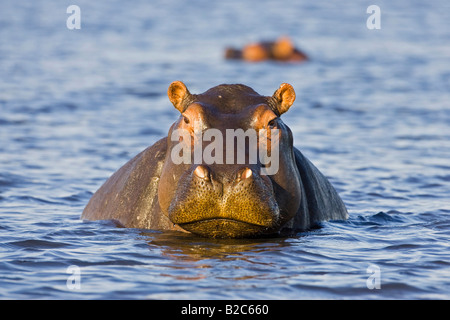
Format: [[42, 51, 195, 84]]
[[1, 0, 450, 299]]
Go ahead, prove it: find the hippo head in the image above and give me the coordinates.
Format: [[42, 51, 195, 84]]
[[157, 81, 302, 238]]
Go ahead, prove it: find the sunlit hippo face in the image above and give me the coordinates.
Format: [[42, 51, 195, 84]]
[[157, 81, 302, 238]]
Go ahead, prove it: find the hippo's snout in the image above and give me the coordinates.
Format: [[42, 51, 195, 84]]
[[168, 164, 280, 238]]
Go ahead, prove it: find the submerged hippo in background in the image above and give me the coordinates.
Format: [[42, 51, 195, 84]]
[[82, 81, 347, 238], [225, 36, 308, 63]]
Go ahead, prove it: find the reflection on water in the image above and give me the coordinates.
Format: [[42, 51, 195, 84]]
[[142, 230, 302, 289], [145, 230, 292, 262]]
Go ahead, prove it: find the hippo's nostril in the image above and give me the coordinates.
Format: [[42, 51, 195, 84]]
[[194, 165, 210, 180], [241, 168, 252, 180], [235, 167, 252, 182]]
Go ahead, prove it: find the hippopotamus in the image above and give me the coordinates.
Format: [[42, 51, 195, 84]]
[[225, 36, 308, 63], [82, 81, 347, 238]]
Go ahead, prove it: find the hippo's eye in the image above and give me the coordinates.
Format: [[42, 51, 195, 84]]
[[268, 118, 277, 128], [183, 116, 190, 125]]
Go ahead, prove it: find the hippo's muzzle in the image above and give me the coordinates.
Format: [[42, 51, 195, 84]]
[[168, 165, 280, 238]]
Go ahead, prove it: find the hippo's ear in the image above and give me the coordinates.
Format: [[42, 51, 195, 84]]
[[168, 81, 191, 113], [272, 83, 296, 115]]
